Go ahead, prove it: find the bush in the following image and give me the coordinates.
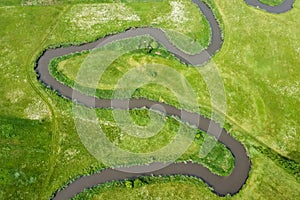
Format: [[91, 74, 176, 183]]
[[125, 180, 133, 189], [133, 179, 144, 188]]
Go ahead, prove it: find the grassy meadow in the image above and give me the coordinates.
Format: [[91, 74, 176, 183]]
[[0, 0, 222, 199], [54, 0, 300, 161], [73, 150, 300, 199], [259, 0, 286, 6], [0, 0, 299, 199]]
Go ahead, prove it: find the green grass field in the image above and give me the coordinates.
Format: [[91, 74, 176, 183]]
[[54, 0, 300, 161], [0, 0, 299, 199], [94, 108, 234, 175], [0, 1, 221, 199], [259, 0, 285, 6], [51, 43, 211, 110], [73, 150, 300, 199]]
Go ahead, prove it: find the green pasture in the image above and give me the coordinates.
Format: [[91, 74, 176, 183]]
[[0, 0, 299, 199], [259, 0, 286, 6]]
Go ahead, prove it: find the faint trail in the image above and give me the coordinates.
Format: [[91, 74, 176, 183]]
[[26, 6, 72, 199]]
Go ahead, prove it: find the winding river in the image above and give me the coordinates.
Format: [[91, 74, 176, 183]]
[[245, 0, 294, 13], [35, 0, 293, 199]]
